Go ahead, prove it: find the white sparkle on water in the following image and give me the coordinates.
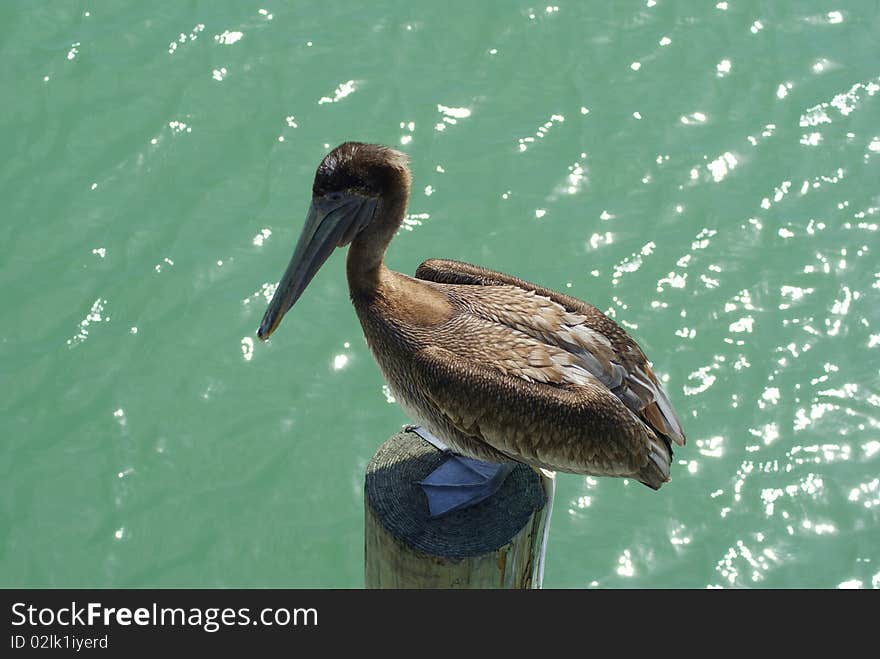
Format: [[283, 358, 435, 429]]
[[241, 337, 254, 362], [616, 549, 635, 577], [252, 228, 272, 246], [318, 80, 357, 104], [214, 30, 243, 45]]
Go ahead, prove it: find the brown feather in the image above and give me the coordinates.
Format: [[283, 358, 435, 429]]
[[350, 265, 683, 488], [416, 259, 686, 448]]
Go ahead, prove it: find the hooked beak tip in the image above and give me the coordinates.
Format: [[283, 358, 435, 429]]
[[256, 319, 276, 342]]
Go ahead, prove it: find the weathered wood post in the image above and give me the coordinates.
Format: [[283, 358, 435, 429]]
[[365, 429, 555, 588]]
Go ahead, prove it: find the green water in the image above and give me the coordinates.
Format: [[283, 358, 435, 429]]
[[2, 0, 878, 588]]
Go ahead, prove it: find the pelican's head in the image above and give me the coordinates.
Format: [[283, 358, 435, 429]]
[[257, 142, 409, 340]]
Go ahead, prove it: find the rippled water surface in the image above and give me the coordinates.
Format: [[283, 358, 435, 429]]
[[2, 1, 878, 588]]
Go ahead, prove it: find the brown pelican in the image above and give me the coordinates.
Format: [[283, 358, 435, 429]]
[[258, 142, 686, 515]]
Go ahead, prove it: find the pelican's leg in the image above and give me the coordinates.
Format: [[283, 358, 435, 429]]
[[402, 423, 445, 446], [409, 426, 516, 518], [406, 425, 449, 452]]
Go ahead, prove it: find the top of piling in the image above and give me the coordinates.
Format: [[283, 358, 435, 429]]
[[364, 430, 545, 559]]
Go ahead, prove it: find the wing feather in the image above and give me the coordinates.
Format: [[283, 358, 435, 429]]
[[410, 345, 667, 485], [416, 258, 686, 446]]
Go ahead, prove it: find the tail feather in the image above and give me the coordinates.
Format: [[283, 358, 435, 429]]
[[638, 433, 673, 490]]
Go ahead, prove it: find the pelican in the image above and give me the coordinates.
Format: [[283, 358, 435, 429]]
[[258, 142, 685, 515]]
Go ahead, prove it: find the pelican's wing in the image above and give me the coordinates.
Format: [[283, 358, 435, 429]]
[[416, 258, 686, 447], [410, 345, 671, 488]]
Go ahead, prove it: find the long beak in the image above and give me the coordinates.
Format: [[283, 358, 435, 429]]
[[257, 194, 377, 341]]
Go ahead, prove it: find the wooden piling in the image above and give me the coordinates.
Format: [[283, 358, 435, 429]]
[[364, 429, 554, 589]]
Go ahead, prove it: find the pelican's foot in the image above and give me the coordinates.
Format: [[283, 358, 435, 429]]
[[418, 456, 516, 518]]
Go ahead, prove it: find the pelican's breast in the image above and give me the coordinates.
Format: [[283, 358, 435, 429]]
[[350, 273, 514, 463]]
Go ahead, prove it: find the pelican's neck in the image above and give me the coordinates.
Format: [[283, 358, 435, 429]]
[[346, 170, 410, 297]]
